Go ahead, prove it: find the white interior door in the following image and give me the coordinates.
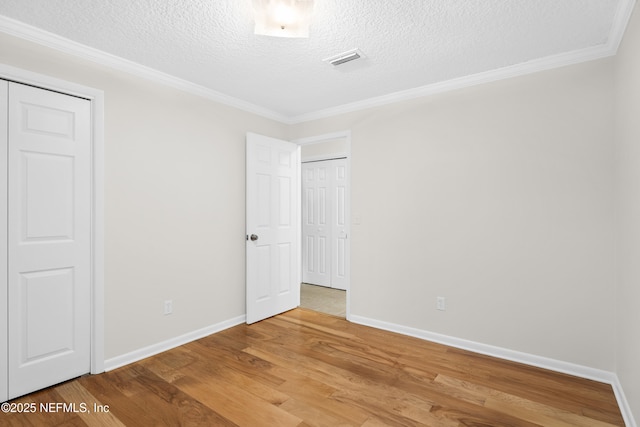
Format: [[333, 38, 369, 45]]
[[246, 133, 300, 324], [331, 158, 348, 290], [302, 162, 331, 287], [0, 81, 8, 403], [301, 158, 348, 290], [6, 82, 92, 399]]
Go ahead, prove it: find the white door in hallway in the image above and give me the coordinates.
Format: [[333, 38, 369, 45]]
[[3, 81, 92, 399], [302, 158, 348, 290], [301, 163, 331, 287], [246, 133, 300, 324], [331, 159, 348, 290]]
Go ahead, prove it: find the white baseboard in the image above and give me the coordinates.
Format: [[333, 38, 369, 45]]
[[349, 314, 637, 427], [103, 315, 246, 371], [612, 376, 638, 427]]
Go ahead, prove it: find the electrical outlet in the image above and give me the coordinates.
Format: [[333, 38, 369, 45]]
[[164, 300, 173, 315], [436, 297, 446, 311]]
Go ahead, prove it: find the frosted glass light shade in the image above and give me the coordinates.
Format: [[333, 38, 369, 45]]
[[253, 0, 315, 38]]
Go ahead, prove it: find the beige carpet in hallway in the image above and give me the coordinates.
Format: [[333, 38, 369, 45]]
[[300, 283, 346, 317]]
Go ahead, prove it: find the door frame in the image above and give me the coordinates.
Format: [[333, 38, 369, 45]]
[[0, 64, 105, 388], [293, 131, 351, 320]]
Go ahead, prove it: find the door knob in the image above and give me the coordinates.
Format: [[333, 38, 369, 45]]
[[250, 234, 259, 241]]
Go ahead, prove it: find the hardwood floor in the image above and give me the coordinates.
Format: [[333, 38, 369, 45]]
[[1, 308, 624, 426]]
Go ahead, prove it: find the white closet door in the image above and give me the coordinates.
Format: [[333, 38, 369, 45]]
[[302, 158, 348, 290], [7, 82, 92, 399], [0, 80, 8, 403], [302, 163, 331, 287]]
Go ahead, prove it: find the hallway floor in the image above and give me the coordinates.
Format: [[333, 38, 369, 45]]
[[300, 283, 346, 317]]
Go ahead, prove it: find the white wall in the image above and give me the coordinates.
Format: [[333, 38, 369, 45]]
[[301, 138, 348, 161], [0, 33, 287, 359], [290, 58, 617, 371], [615, 2, 640, 422]]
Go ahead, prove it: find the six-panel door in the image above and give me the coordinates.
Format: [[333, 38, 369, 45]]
[[302, 158, 347, 290], [302, 162, 331, 287], [246, 132, 300, 324], [5, 82, 91, 399]]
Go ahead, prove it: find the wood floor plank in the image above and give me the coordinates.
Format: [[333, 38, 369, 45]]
[[431, 374, 489, 406], [168, 347, 291, 406], [275, 373, 371, 426], [329, 387, 450, 427], [186, 335, 286, 389], [0, 388, 85, 427], [55, 382, 125, 427], [79, 365, 235, 427], [175, 374, 300, 427], [484, 389, 622, 427], [444, 347, 621, 415], [1, 309, 625, 427], [277, 398, 356, 427], [131, 365, 237, 426]]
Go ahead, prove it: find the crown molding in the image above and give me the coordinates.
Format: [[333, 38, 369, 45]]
[[0, 15, 289, 123], [287, 45, 613, 123], [1, 0, 636, 126], [608, 0, 637, 52], [287, 0, 637, 124]]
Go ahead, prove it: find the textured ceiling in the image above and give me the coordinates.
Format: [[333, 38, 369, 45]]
[[0, 0, 633, 122]]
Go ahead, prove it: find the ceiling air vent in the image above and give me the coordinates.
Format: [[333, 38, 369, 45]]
[[323, 49, 365, 67]]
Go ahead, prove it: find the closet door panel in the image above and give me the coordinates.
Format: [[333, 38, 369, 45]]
[[7, 82, 91, 400], [0, 79, 8, 403], [302, 163, 331, 287]]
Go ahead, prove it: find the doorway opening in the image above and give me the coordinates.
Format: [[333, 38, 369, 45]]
[[300, 283, 346, 317], [295, 132, 351, 319]]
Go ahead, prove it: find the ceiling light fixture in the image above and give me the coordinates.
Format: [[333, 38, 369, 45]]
[[252, 0, 315, 38]]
